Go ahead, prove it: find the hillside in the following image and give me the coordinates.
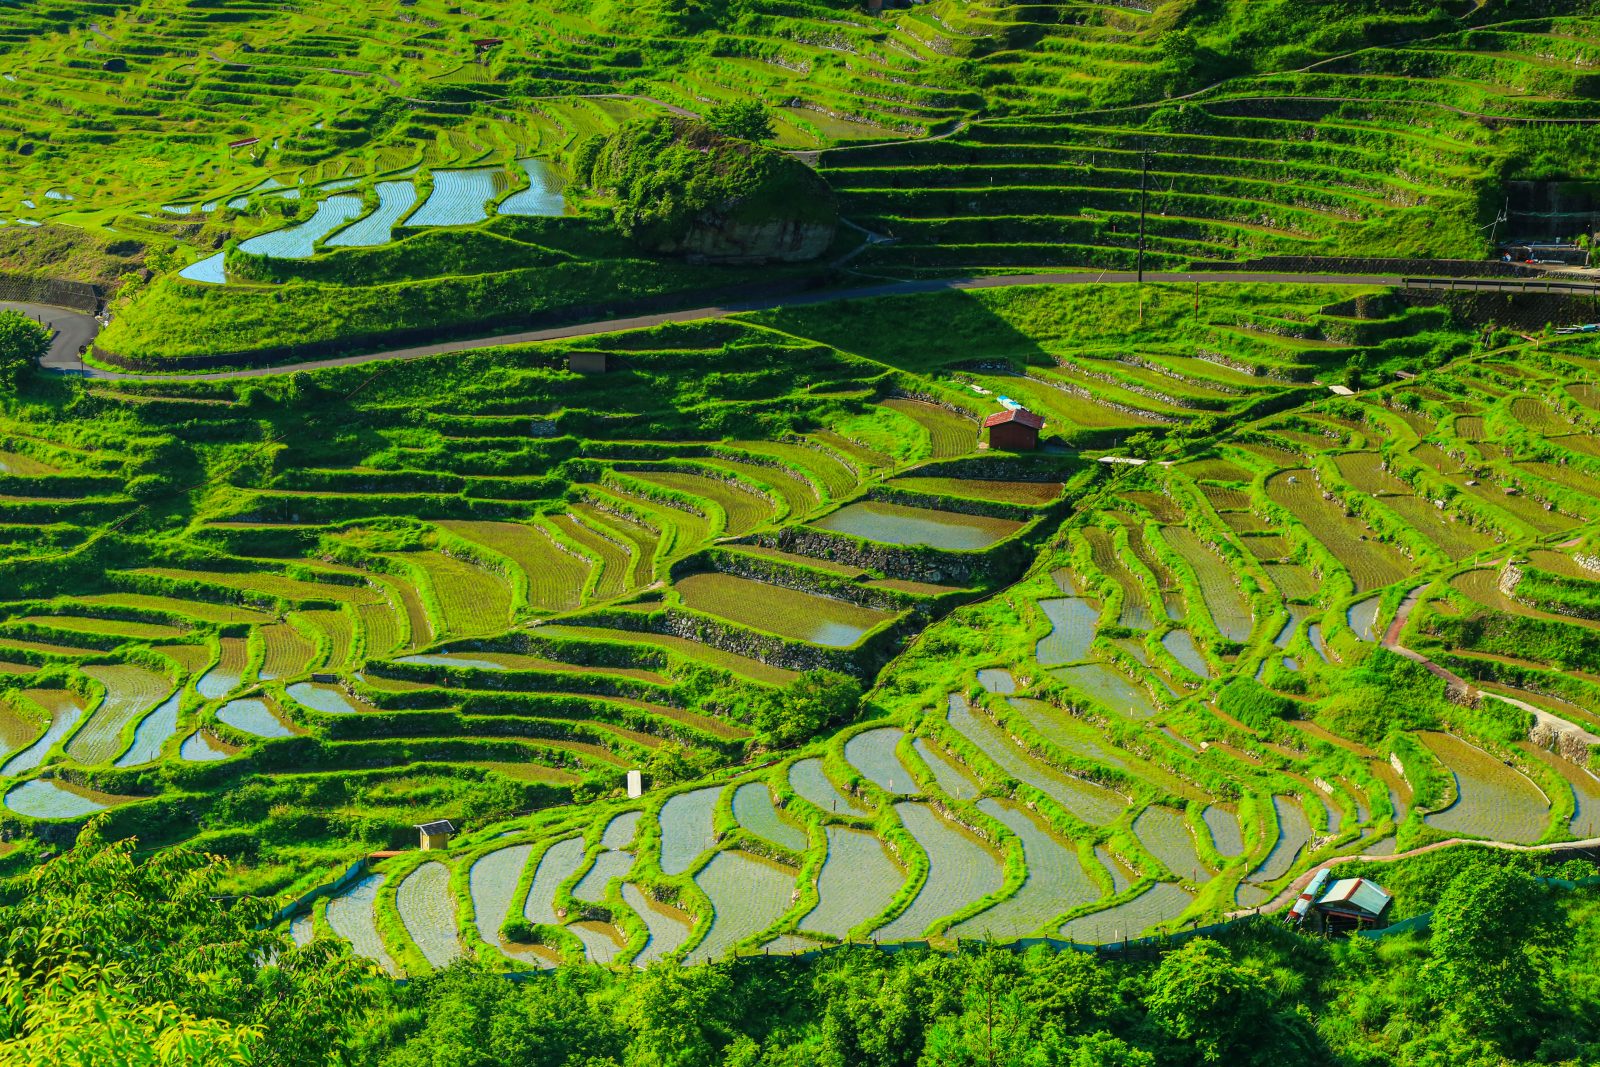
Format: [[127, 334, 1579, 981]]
[[3, 0, 1600, 1021]]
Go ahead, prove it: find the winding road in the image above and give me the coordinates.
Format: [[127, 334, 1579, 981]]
[[16, 270, 1596, 382]]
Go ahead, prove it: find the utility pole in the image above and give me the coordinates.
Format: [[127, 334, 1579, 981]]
[[1487, 196, 1508, 249]]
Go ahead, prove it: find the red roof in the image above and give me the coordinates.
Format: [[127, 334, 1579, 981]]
[[983, 408, 1045, 430]]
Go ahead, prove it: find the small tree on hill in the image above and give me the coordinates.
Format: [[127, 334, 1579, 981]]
[[0, 309, 51, 391], [705, 99, 775, 142], [1421, 865, 1565, 1050]]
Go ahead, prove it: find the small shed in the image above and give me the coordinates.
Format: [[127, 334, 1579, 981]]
[[415, 819, 456, 851], [1310, 876, 1392, 933], [627, 769, 644, 799], [568, 351, 610, 375], [983, 408, 1044, 452]]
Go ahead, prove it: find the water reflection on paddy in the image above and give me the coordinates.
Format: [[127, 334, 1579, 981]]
[[812, 501, 1022, 550], [658, 786, 722, 874], [687, 851, 796, 963], [789, 757, 867, 813], [1421, 732, 1548, 843], [947, 694, 1126, 824], [873, 802, 1003, 940], [845, 727, 915, 794], [1037, 596, 1098, 666], [733, 783, 808, 851], [950, 799, 1098, 939], [800, 826, 905, 938], [1058, 882, 1194, 943]]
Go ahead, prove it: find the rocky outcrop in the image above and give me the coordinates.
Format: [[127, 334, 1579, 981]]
[[670, 209, 835, 265]]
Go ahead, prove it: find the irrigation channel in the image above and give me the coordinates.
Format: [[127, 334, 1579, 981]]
[[23, 270, 1598, 382]]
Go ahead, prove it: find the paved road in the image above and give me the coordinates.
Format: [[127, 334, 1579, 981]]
[[2, 302, 98, 374], [16, 269, 1595, 382]]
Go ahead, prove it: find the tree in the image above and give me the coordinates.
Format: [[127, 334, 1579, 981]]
[[1144, 939, 1272, 1064], [0, 309, 50, 389], [378, 962, 620, 1067], [754, 670, 863, 747], [0, 817, 381, 1067], [918, 950, 1038, 1067], [1421, 865, 1565, 1048], [705, 100, 775, 143]]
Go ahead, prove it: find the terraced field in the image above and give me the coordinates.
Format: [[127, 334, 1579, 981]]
[[7, 0, 1600, 981], [7, 279, 1600, 973]]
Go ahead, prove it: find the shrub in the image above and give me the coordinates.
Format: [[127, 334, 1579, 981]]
[[0, 309, 51, 389], [577, 117, 836, 254]]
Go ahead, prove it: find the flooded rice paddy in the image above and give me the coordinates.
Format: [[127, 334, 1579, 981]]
[[1050, 662, 1159, 718], [1133, 806, 1208, 883], [950, 799, 1098, 939], [1036, 595, 1098, 666], [1421, 731, 1548, 843], [4, 778, 116, 818], [789, 757, 867, 813], [469, 844, 533, 953], [687, 851, 797, 963], [845, 728, 915, 794], [1347, 597, 1382, 642], [1251, 796, 1312, 882], [976, 668, 1016, 693], [217, 698, 296, 738], [179, 252, 226, 284], [114, 691, 182, 767], [913, 738, 979, 799], [497, 159, 566, 216], [812, 501, 1022, 550], [1058, 882, 1194, 942], [524, 838, 586, 925], [1202, 806, 1246, 857], [407, 168, 498, 227], [733, 783, 808, 851], [238, 195, 364, 258], [603, 810, 642, 849], [624, 883, 694, 965], [571, 921, 628, 964], [801, 826, 905, 937], [179, 730, 234, 762], [398, 862, 462, 970], [658, 787, 722, 875], [286, 681, 373, 715], [196, 638, 248, 699], [1161, 629, 1210, 676], [947, 694, 1127, 824], [874, 802, 1004, 940], [1, 690, 85, 774], [573, 848, 633, 901], [327, 873, 398, 975], [326, 180, 417, 247], [674, 572, 891, 647]]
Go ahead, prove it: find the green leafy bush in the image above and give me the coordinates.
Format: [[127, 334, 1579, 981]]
[[577, 117, 836, 252]]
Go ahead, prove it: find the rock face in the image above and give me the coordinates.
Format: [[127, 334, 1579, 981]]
[[669, 207, 835, 265]]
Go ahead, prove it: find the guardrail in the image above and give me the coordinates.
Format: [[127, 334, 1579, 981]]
[[1401, 276, 1600, 295]]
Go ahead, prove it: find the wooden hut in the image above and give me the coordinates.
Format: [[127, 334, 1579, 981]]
[[982, 408, 1044, 451], [415, 819, 456, 851]]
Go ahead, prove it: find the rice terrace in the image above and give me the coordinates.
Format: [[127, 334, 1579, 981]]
[[5, 0, 1600, 1063]]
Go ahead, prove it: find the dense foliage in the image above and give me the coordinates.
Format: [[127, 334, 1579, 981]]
[[575, 118, 836, 253], [4, 824, 1597, 1066], [0, 311, 49, 391]]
